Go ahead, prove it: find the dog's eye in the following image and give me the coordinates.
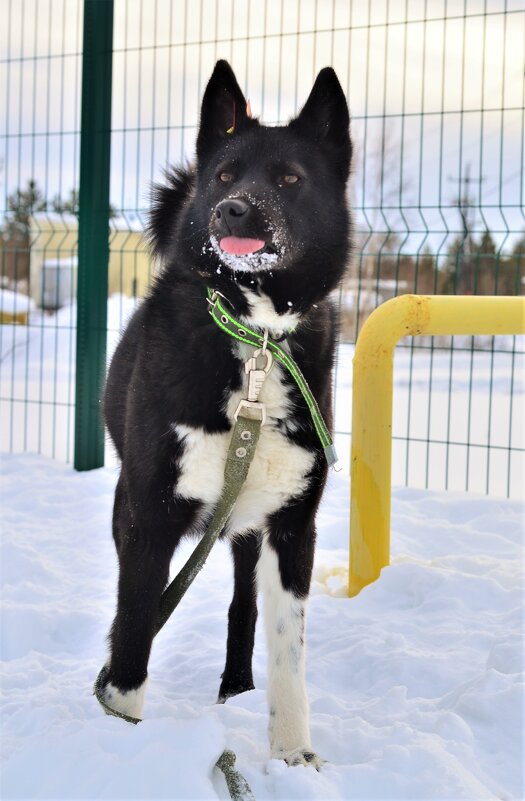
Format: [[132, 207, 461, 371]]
[[282, 174, 300, 185], [218, 172, 234, 183]]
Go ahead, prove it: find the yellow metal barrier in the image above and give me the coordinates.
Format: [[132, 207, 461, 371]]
[[349, 294, 525, 597]]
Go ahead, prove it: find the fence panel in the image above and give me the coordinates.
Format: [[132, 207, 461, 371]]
[[1, 0, 523, 497], [1, 0, 82, 462]]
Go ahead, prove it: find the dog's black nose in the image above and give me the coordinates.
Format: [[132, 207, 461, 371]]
[[215, 198, 250, 220]]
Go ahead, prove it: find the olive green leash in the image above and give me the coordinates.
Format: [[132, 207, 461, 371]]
[[157, 414, 262, 635]]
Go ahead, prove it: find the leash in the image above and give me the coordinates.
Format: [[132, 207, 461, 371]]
[[207, 289, 338, 467], [94, 290, 334, 798]]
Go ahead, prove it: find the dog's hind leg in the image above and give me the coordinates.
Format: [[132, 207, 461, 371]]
[[100, 493, 178, 720], [218, 532, 260, 703]]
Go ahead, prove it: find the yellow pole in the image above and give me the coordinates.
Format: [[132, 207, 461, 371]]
[[349, 294, 525, 597]]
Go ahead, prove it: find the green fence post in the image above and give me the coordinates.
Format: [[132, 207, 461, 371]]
[[74, 0, 114, 470]]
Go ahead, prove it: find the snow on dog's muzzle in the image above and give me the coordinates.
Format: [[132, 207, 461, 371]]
[[210, 195, 283, 270]]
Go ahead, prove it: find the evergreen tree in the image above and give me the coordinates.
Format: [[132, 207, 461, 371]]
[[5, 178, 47, 236], [0, 179, 46, 283], [416, 246, 437, 294], [473, 229, 497, 294], [51, 189, 79, 217], [51, 188, 117, 219], [442, 235, 464, 294], [502, 232, 525, 295]]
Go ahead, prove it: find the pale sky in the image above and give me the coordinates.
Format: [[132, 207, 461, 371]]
[[1, 0, 524, 255]]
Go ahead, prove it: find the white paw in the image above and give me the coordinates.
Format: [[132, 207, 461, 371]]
[[101, 677, 147, 719], [273, 746, 326, 771]]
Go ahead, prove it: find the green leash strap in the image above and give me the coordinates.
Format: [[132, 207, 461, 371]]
[[94, 411, 261, 800], [207, 289, 338, 467], [93, 665, 141, 725], [217, 750, 256, 801], [156, 414, 262, 633]]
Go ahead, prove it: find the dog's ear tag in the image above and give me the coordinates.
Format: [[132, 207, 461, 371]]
[[226, 99, 252, 133], [226, 100, 236, 134]]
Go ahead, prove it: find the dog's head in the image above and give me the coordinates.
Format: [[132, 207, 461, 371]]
[[150, 61, 351, 314]]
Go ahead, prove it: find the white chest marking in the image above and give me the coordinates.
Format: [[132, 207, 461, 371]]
[[171, 350, 314, 535], [240, 288, 300, 335]]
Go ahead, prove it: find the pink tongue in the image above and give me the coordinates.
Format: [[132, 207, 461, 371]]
[[220, 236, 265, 256]]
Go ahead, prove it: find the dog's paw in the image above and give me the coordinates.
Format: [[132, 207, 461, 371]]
[[96, 666, 147, 720], [217, 680, 255, 704], [274, 747, 326, 771]]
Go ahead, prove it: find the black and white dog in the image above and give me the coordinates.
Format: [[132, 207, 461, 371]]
[[101, 60, 351, 768]]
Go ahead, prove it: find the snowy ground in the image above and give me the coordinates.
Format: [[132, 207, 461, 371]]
[[1, 453, 523, 801], [1, 294, 524, 798]]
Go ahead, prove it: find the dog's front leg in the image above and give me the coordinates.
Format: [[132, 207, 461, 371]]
[[100, 473, 182, 720], [257, 530, 323, 769]]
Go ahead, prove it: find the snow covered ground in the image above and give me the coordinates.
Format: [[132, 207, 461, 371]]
[[1, 453, 523, 800], [1, 294, 524, 798]]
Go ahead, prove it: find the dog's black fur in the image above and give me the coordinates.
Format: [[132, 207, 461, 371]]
[[102, 60, 351, 764]]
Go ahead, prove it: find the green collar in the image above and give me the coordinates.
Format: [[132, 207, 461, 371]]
[[207, 289, 338, 467]]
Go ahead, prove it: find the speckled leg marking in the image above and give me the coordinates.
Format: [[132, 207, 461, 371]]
[[257, 537, 322, 768]]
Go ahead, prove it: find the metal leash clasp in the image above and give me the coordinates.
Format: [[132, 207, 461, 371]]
[[245, 348, 273, 402], [234, 338, 273, 425]]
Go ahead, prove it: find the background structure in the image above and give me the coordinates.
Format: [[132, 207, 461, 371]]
[[1, 0, 523, 496]]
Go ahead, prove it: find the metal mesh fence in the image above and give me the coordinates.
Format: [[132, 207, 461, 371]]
[[1, 0, 523, 497]]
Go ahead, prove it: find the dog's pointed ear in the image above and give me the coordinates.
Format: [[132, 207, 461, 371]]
[[289, 68, 351, 179], [197, 61, 253, 161]]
